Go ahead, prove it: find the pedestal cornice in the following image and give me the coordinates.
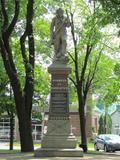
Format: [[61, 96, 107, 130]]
[[48, 63, 71, 75]]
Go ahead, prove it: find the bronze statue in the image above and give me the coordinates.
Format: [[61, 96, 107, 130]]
[[50, 8, 70, 61]]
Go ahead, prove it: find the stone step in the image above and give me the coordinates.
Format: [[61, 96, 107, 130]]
[[34, 148, 83, 157]]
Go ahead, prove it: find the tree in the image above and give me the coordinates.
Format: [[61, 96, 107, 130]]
[[95, 0, 120, 30], [98, 114, 112, 134], [62, 0, 119, 152], [98, 114, 104, 134], [0, 0, 35, 152], [94, 55, 120, 133], [66, 1, 106, 152]]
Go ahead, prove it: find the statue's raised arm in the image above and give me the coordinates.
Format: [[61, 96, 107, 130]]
[[50, 8, 70, 62]]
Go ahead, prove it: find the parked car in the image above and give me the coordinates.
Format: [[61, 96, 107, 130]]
[[94, 134, 120, 152]]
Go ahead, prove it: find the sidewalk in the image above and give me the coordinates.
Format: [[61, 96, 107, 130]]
[[0, 152, 120, 160]]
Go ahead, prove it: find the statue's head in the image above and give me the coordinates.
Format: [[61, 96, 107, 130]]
[[56, 8, 64, 17]]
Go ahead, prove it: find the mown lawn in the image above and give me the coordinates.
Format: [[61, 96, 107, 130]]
[[0, 141, 94, 152], [88, 142, 94, 149]]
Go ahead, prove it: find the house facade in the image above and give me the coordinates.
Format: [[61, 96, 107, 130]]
[[111, 107, 120, 135], [0, 116, 42, 142], [0, 107, 100, 141], [43, 108, 100, 139]]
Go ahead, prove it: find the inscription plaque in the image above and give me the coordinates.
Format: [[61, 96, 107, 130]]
[[50, 92, 69, 114]]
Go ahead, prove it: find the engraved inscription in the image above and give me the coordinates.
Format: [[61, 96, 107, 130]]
[[50, 92, 68, 114], [51, 78, 68, 91]]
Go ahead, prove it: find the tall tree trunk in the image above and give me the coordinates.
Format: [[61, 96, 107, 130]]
[[18, 113, 33, 152], [9, 115, 14, 150], [15, 95, 34, 152], [78, 91, 88, 152]]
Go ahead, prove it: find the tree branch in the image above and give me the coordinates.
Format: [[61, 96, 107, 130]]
[[7, 0, 20, 37], [27, 0, 34, 67], [1, 0, 20, 77], [20, 32, 28, 68], [88, 47, 102, 88], [68, 51, 75, 62], [80, 45, 92, 83], [0, 38, 21, 91], [69, 77, 77, 87], [23, 0, 35, 116], [0, 0, 9, 31], [20, 0, 34, 69], [70, 11, 80, 84]]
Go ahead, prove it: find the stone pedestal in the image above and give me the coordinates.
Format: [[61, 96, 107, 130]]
[[34, 62, 83, 157], [41, 120, 76, 149]]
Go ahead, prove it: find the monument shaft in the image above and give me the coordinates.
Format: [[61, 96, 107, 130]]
[[49, 71, 69, 119]]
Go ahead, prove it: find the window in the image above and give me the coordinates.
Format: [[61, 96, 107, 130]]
[[0, 118, 15, 141], [32, 119, 42, 141]]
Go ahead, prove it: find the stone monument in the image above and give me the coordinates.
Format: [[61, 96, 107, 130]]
[[35, 8, 83, 157]]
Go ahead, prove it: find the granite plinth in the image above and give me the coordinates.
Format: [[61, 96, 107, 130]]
[[41, 119, 76, 148], [48, 63, 71, 75], [34, 148, 83, 157]]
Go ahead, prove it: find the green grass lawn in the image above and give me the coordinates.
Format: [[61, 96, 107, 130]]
[[0, 142, 41, 155], [0, 141, 93, 152], [8, 142, 41, 147], [0, 149, 20, 153], [88, 142, 94, 149]]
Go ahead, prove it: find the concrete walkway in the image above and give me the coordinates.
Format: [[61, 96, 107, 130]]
[[0, 152, 120, 160]]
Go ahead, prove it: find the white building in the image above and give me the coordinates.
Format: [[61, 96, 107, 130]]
[[111, 106, 120, 135], [0, 116, 42, 142]]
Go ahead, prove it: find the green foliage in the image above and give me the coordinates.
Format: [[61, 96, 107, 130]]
[[0, 94, 15, 116], [33, 64, 49, 112], [96, 99, 105, 111], [93, 53, 120, 110], [32, 110, 42, 121], [114, 63, 120, 76], [0, 0, 51, 118], [95, 0, 120, 27], [98, 114, 104, 134], [0, 63, 15, 116], [98, 114, 112, 134], [34, 17, 52, 59], [107, 114, 112, 133], [69, 1, 119, 107]]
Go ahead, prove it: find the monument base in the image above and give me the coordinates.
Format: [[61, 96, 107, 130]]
[[42, 134, 76, 148], [41, 119, 76, 148], [34, 148, 83, 157]]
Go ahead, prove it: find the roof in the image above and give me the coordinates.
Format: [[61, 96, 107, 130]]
[[111, 109, 120, 116]]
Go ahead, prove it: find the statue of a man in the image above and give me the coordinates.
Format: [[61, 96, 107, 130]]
[[50, 8, 70, 60]]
